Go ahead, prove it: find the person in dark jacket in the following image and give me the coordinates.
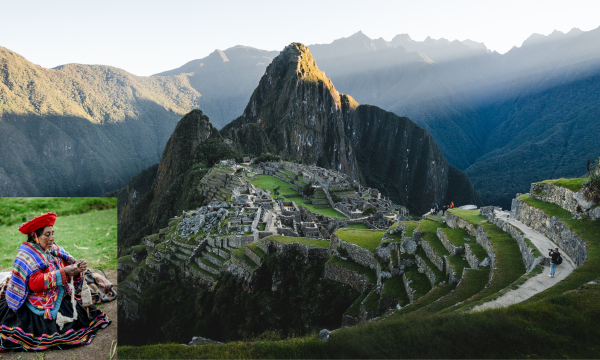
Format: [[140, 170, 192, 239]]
[[549, 248, 561, 278]]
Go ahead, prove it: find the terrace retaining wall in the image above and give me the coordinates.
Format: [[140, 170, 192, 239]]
[[511, 198, 587, 267], [324, 262, 369, 292], [437, 228, 465, 256], [445, 212, 477, 236]]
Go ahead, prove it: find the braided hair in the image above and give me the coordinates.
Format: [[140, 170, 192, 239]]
[[26, 227, 46, 244]]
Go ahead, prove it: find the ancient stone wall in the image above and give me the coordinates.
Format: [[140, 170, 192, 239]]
[[230, 253, 255, 273], [445, 212, 477, 236], [487, 213, 543, 272], [420, 239, 445, 272], [402, 272, 416, 303], [330, 234, 379, 271], [415, 254, 437, 287], [245, 246, 262, 265], [323, 262, 369, 292], [445, 256, 461, 284], [530, 183, 579, 214], [476, 225, 495, 282], [464, 244, 480, 270], [436, 228, 465, 256], [511, 198, 587, 266]]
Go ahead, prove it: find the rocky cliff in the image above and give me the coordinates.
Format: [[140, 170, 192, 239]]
[[223, 43, 480, 213]]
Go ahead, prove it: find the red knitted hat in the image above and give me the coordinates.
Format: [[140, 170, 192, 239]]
[[18, 212, 57, 235]]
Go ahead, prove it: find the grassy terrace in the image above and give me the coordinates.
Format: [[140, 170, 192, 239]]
[[249, 174, 299, 196], [266, 235, 330, 248], [414, 247, 445, 282], [118, 254, 136, 266], [247, 242, 266, 257], [345, 291, 368, 317], [348, 223, 369, 230], [189, 261, 216, 279], [446, 255, 470, 278], [403, 265, 432, 299], [364, 290, 380, 312], [518, 194, 600, 302], [446, 222, 526, 311], [410, 268, 490, 317], [381, 275, 410, 306], [402, 221, 418, 238], [334, 229, 386, 252], [300, 201, 348, 219], [467, 242, 489, 262], [232, 246, 260, 270], [440, 227, 475, 247], [417, 220, 450, 257], [536, 177, 589, 193], [447, 208, 487, 225], [327, 256, 377, 283], [120, 283, 600, 359]]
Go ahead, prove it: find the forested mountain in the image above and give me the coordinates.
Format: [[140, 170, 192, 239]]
[[0, 46, 201, 196]]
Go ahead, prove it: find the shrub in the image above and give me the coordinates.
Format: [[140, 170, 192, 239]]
[[362, 207, 377, 216], [582, 157, 600, 201]]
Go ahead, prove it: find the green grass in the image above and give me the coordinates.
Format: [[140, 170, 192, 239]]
[[327, 256, 377, 283], [467, 242, 488, 262], [518, 195, 600, 302], [0, 207, 117, 272], [117, 254, 136, 266], [414, 247, 445, 282], [247, 242, 266, 257], [386, 283, 455, 319], [249, 174, 299, 196], [440, 227, 475, 247], [345, 291, 368, 318], [334, 229, 385, 252], [524, 238, 543, 257], [266, 235, 330, 248], [363, 290, 380, 312], [300, 201, 348, 219], [447, 209, 487, 225], [405, 267, 490, 317], [446, 222, 526, 311], [118, 283, 600, 359], [381, 276, 410, 306], [402, 221, 418, 238], [537, 177, 589, 193], [0, 197, 117, 227], [232, 247, 260, 270], [446, 255, 470, 279], [348, 223, 369, 230], [417, 220, 450, 257], [403, 265, 432, 299]]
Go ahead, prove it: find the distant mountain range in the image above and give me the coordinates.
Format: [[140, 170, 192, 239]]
[[2, 27, 599, 208], [159, 27, 600, 208]]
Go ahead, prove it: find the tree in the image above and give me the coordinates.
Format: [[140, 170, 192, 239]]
[[303, 181, 315, 196], [362, 206, 377, 216], [273, 186, 281, 200], [583, 157, 600, 201]]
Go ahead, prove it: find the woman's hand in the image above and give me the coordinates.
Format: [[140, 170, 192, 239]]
[[63, 260, 87, 277]]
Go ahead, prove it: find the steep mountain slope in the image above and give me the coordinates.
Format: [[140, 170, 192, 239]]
[[222, 43, 480, 212], [154, 46, 279, 129], [0, 46, 201, 196], [116, 109, 242, 250]]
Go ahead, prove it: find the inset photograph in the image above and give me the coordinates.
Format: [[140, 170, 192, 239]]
[[0, 197, 117, 359]]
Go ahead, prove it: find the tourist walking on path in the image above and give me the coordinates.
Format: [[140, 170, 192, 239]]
[[549, 248, 562, 278]]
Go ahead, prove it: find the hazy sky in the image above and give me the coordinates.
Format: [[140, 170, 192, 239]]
[[2, 0, 598, 76]]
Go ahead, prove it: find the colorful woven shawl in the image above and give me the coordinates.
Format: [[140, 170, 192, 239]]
[[6, 242, 76, 312]]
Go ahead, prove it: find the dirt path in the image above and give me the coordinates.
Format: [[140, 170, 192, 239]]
[[472, 210, 575, 311], [1, 270, 118, 360]]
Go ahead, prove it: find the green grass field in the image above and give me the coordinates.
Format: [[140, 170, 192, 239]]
[[1, 206, 117, 271], [0, 197, 116, 227], [266, 235, 331, 248], [417, 220, 450, 257], [348, 223, 369, 230], [334, 229, 385, 252], [447, 208, 487, 225], [249, 175, 299, 196], [537, 177, 589, 193], [300, 201, 348, 219]]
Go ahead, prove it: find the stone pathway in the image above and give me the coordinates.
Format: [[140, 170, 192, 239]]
[[472, 210, 575, 311]]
